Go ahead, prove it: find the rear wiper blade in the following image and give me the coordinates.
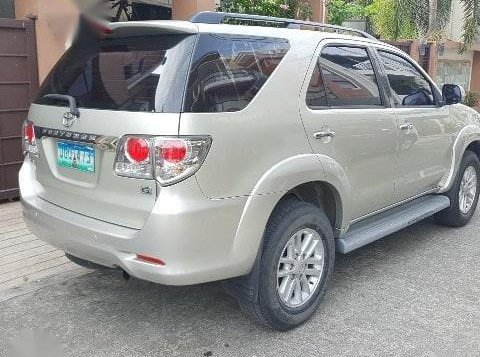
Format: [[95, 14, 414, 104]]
[[43, 94, 80, 117]]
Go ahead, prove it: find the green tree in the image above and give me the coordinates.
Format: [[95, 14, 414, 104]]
[[368, 0, 480, 52], [327, 0, 369, 26], [218, 0, 312, 20]]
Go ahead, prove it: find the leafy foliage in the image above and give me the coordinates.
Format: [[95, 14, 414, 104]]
[[367, 0, 480, 51], [326, 0, 368, 25], [460, 0, 480, 53], [464, 91, 480, 107], [367, 0, 418, 39], [218, 0, 312, 20]]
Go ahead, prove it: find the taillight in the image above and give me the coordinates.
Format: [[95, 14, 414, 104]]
[[114, 136, 153, 179], [154, 137, 211, 186], [114, 136, 211, 186], [125, 138, 150, 163], [24, 122, 35, 142], [22, 120, 38, 156], [160, 140, 187, 164]]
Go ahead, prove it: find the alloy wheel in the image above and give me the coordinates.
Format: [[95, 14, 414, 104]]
[[459, 166, 478, 214], [276, 228, 326, 308]]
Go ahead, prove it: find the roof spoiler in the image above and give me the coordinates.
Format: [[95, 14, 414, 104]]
[[78, 15, 198, 38]]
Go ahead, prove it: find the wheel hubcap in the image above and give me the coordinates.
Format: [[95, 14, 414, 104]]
[[459, 166, 477, 214], [276, 228, 325, 308]]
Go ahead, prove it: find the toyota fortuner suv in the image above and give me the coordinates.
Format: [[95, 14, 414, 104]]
[[20, 12, 480, 331]]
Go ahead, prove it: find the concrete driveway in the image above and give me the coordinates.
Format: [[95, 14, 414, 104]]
[[0, 206, 479, 356]]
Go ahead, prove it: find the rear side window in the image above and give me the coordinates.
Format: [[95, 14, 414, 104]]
[[377, 50, 434, 107], [36, 34, 196, 113], [306, 46, 382, 109], [184, 34, 290, 113]]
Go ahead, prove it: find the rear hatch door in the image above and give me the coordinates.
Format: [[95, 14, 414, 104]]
[[29, 21, 197, 229]]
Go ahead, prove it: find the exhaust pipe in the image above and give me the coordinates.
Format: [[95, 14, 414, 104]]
[[122, 270, 130, 281]]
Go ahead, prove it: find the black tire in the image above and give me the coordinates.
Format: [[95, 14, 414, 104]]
[[435, 150, 480, 227], [226, 199, 335, 331]]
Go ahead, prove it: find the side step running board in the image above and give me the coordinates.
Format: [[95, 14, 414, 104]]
[[336, 195, 450, 254]]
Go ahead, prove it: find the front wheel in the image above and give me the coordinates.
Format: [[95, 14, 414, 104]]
[[228, 199, 335, 331], [436, 150, 480, 227]]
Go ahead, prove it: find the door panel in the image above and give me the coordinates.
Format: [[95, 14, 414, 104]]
[[304, 108, 398, 219], [375, 49, 455, 201], [395, 107, 454, 199], [300, 42, 398, 221]]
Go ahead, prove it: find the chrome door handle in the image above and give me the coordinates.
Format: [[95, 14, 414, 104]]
[[314, 130, 336, 139], [399, 122, 414, 130]]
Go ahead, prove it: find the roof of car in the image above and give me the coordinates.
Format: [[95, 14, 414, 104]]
[[105, 15, 401, 53], [108, 19, 385, 45]]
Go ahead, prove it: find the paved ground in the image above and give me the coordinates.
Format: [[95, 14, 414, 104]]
[[0, 203, 479, 357], [0, 201, 88, 295]]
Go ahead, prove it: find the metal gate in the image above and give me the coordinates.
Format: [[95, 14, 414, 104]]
[[0, 18, 38, 200]]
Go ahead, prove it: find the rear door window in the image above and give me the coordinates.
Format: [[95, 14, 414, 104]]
[[36, 34, 196, 113], [306, 46, 383, 109], [184, 34, 290, 113]]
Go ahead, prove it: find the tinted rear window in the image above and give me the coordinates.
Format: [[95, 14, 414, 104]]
[[184, 34, 290, 113], [36, 34, 195, 113]]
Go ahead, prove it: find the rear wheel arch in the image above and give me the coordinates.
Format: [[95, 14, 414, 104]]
[[466, 141, 480, 161], [281, 181, 342, 235]]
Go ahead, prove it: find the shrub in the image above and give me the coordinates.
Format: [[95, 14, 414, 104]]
[[327, 0, 368, 25], [218, 0, 312, 20], [464, 91, 480, 108]]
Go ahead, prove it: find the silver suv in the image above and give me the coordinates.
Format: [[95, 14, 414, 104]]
[[20, 12, 480, 330]]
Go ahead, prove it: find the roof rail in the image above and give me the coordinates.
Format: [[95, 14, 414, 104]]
[[190, 11, 376, 40]]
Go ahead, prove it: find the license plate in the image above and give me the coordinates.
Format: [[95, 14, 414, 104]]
[[57, 141, 95, 173]]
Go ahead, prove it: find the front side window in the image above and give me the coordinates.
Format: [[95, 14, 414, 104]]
[[378, 50, 435, 107], [184, 34, 290, 113], [307, 46, 382, 109]]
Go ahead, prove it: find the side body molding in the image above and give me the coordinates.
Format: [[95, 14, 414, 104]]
[[229, 154, 351, 275]]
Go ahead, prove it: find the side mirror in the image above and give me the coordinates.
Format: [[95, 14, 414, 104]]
[[442, 84, 465, 105]]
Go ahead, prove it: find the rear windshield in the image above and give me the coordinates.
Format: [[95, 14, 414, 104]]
[[36, 33, 196, 113], [184, 34, 290, 113]]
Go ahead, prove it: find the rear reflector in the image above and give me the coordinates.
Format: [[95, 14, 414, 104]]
[[136, 254, 165, 266]]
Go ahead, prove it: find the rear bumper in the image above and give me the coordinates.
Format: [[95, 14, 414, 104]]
[[20, 160, 249, 286]]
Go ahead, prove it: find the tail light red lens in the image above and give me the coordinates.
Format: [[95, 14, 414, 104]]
[[114, 135, 211, 185], [125, 138, 150, 163], [22, 120, 38, 156], [161, 140, 187, 164], [24, 122, 35, 143]]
